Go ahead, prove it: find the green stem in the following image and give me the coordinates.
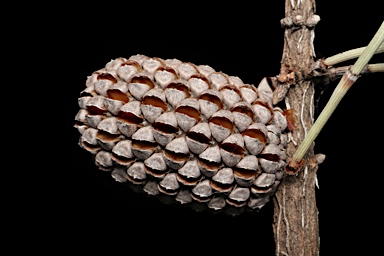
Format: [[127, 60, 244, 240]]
[[325, 42, 384, 66], [291, 21, 384, 164], [367, 63, 384, 73]]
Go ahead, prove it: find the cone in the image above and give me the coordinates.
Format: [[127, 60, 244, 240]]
[[74, 54, 289, 215]]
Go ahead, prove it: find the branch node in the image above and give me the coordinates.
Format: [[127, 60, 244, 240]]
[[315, 153, 326, 165], [280, 14, 320, 28], [306, 15, 321, 28], [285, 158, 306, 175]]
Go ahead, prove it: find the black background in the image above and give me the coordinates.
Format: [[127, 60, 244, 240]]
[[25, 1, 383, 255]]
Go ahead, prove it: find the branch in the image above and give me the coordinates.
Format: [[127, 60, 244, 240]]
[[287, 21, 384, 173]]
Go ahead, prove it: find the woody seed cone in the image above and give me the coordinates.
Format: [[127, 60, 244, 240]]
[[74, 54, 290, 215]]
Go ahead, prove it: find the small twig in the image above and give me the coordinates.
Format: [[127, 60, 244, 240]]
[[312, 63, 384, 87], [329, 63, 384, 75], [288, 21, 384, 171], [273, 43, 383, 105]]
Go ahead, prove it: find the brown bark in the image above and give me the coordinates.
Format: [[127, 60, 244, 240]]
[[272, 0, 321, 255]]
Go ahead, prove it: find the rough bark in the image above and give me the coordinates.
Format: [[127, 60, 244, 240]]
[[272, 0, 321, 255]]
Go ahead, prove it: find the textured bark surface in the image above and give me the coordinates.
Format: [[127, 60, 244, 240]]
[[273, 0, 320, 255]]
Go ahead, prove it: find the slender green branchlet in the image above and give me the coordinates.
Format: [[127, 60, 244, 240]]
[[367, 63, 384, 73], [324, 42, 384, 66]]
